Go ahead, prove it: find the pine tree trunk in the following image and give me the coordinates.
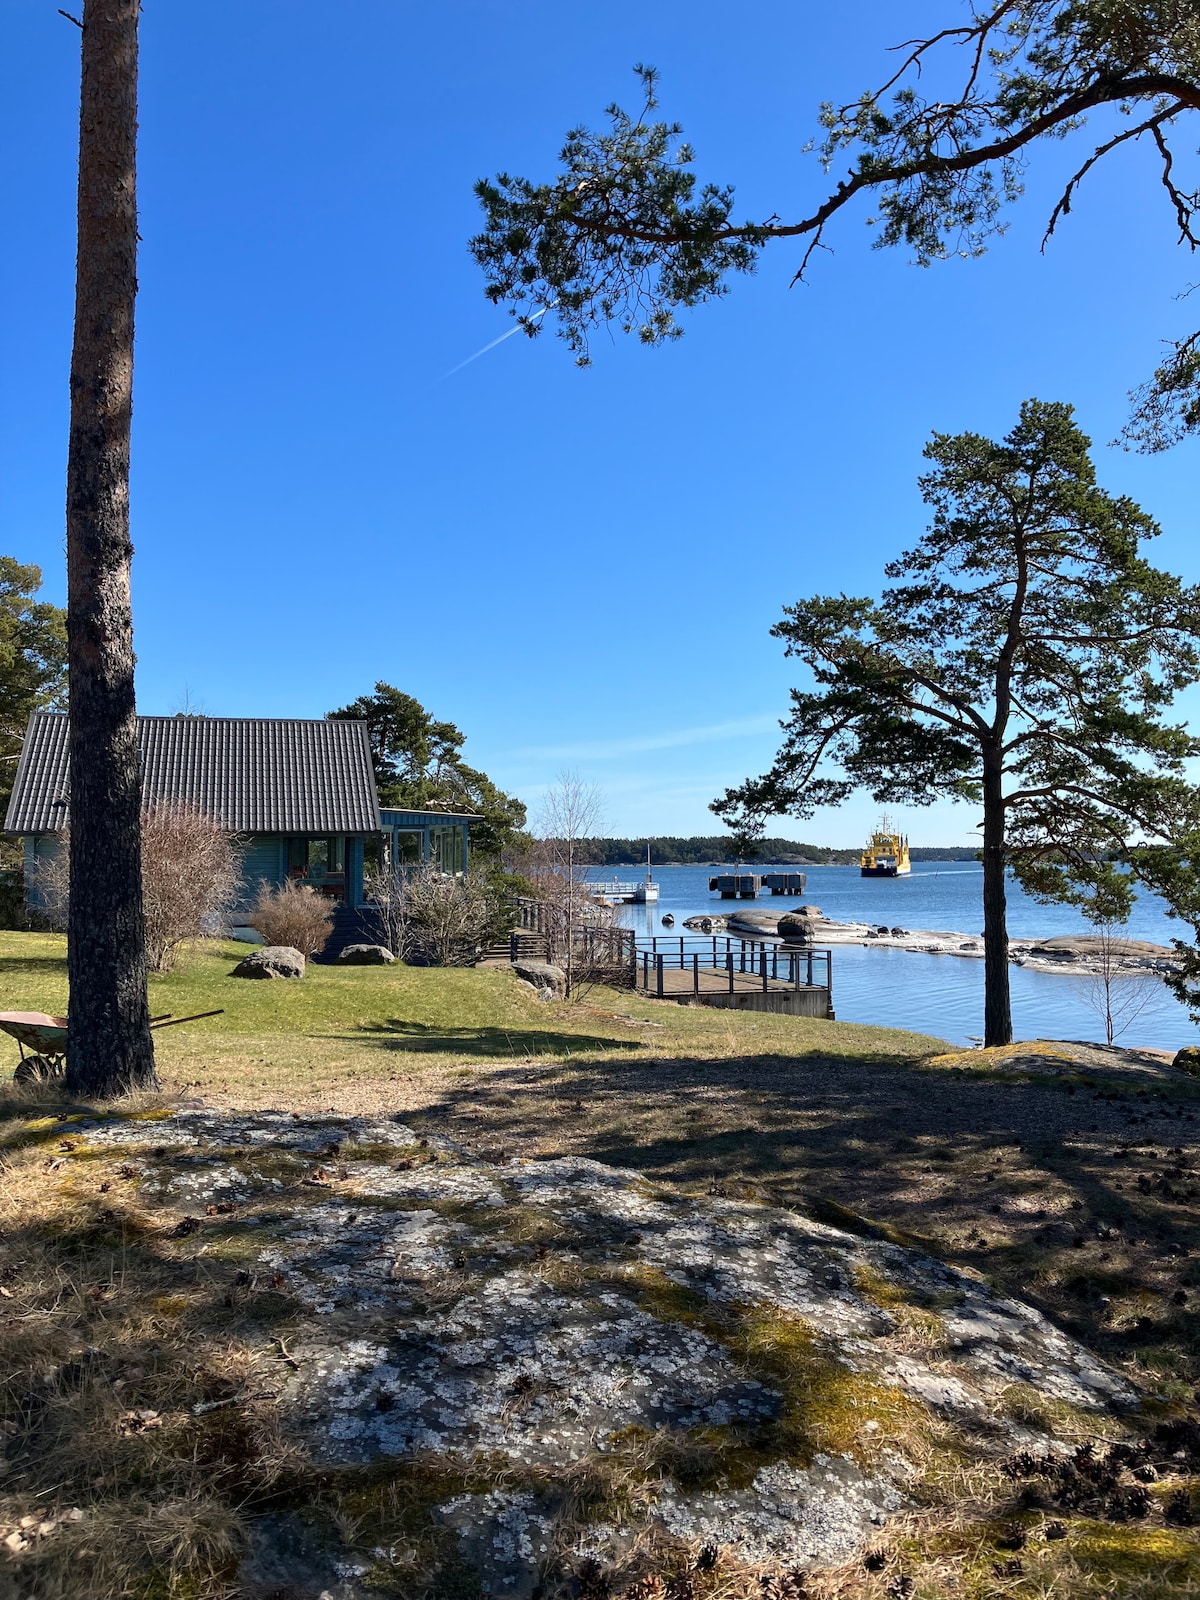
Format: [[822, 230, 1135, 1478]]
[[64, 0, 156, 1097], [981, 749, 1012, 1048]]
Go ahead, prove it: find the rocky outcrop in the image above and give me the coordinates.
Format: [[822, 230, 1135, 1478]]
[[230, 945, 305, 979], [694, 913, 1179, 976], [1016, 935, 1178, 974], [726, 909, 786, 936], [335, 944, 396, 965], [67, 1108, 1135, 1597]]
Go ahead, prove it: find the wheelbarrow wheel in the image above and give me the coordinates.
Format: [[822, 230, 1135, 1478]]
[[14, 1054, 64, 1085]]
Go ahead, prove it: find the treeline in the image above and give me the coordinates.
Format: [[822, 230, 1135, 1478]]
[[581, 836, 981, 866], [909, 847, 981, 862], [582, 836, 844, 865]]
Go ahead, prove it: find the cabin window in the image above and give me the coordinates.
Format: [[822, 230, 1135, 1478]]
[[392, 830, 423, 866], [429, 824, 464, 875], [287, 837, 346, 881]]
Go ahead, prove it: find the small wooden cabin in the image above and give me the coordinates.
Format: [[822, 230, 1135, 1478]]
[[5, 713, 476, 919]]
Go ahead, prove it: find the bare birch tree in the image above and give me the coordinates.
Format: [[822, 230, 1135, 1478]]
[[1083, 924, 1170, 1047], [534, 771, 604, 997]]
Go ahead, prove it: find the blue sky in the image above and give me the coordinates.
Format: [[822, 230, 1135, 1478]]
[[3, 1, 1199, 845]]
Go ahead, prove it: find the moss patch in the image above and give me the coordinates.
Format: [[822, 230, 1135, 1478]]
[[620, 1265, 934, 1487]]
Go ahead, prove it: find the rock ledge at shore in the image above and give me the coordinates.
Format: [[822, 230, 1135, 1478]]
[[679, 910, 1178, 976]]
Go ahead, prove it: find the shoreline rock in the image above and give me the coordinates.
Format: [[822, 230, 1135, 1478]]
[[680, 913, 1178, 976]]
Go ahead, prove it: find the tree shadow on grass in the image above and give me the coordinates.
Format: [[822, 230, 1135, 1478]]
[[0, 1181, 309, 1598], [0, 945, 68, 976], [403, 1047, 1200, 1385], [353, 1019, 642, 1058]]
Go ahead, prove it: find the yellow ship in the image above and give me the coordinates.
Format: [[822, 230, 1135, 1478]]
[[860, 825, 911, 878]]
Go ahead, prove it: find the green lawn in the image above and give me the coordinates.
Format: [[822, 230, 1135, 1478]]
[[0, 932, 947, 1101]]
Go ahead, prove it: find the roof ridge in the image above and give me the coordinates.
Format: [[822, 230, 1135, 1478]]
[[5, 712, 381, 835], [28, 712, 368, 727]]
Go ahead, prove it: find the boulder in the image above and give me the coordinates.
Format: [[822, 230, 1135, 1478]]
[[336, 944, 396, 965], [778, 907, 826, 943], [1174, 1046, 1200, 1077], [511, 960, 566, 999], [231, 945, 306, 980]]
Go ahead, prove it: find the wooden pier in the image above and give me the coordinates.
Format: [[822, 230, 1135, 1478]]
[[589, 879, 660, 904], [636, 936, 832, 1017]]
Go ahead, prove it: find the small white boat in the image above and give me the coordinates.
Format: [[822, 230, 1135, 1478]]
[[634, 845, 660, 903]]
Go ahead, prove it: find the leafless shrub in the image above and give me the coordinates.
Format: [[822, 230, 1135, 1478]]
[[529, 771, 609, 997], [30, 805, 242, 972], [140, 806, 242, 971], [363, 868, 405, 960], [248, 878, 335, 957], [29, 840, 70, 934], [1083, 921, 1171, 1046], [365, 861, 495, 966]]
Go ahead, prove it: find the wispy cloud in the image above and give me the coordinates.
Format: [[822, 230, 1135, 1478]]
[[508, 714, 781, 763]]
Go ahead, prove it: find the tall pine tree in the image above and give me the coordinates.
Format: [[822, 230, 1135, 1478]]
[[64, 1, 155, 1096], [714, 401, 1200, 1046]]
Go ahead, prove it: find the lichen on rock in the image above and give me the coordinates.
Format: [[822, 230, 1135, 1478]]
[[50, 1107, 1139, 1595]]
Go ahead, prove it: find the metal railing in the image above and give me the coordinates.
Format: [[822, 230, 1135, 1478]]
[[636, 935, 831, 998]]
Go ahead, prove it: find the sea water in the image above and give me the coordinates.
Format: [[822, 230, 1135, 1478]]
[[587, 861, 1200, 1052]]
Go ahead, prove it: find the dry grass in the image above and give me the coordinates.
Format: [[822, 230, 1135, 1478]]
[[3, 933, 1200, 1595], [0, 1118, 308, 1596]]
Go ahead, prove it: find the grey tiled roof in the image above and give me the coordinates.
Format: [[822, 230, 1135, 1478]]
[[4, 714, 382, 835]]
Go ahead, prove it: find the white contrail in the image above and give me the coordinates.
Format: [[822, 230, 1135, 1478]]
[[440, 305, 552, 381], [509, 715, 783, 762]]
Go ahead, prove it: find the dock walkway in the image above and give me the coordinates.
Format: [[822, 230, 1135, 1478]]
[[636, 935, 833, 1017]]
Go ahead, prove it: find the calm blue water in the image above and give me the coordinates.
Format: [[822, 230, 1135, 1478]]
[[586, 862, 1200, 1052]]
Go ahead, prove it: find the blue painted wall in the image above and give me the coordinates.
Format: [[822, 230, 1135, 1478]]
[[22, 831, 370, 918]]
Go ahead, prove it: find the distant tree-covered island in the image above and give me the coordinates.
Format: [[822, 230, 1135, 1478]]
[[582, 837, 979, 867]]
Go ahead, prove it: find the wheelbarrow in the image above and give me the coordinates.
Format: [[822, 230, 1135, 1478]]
[[0, 1009, 225, 1083]]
